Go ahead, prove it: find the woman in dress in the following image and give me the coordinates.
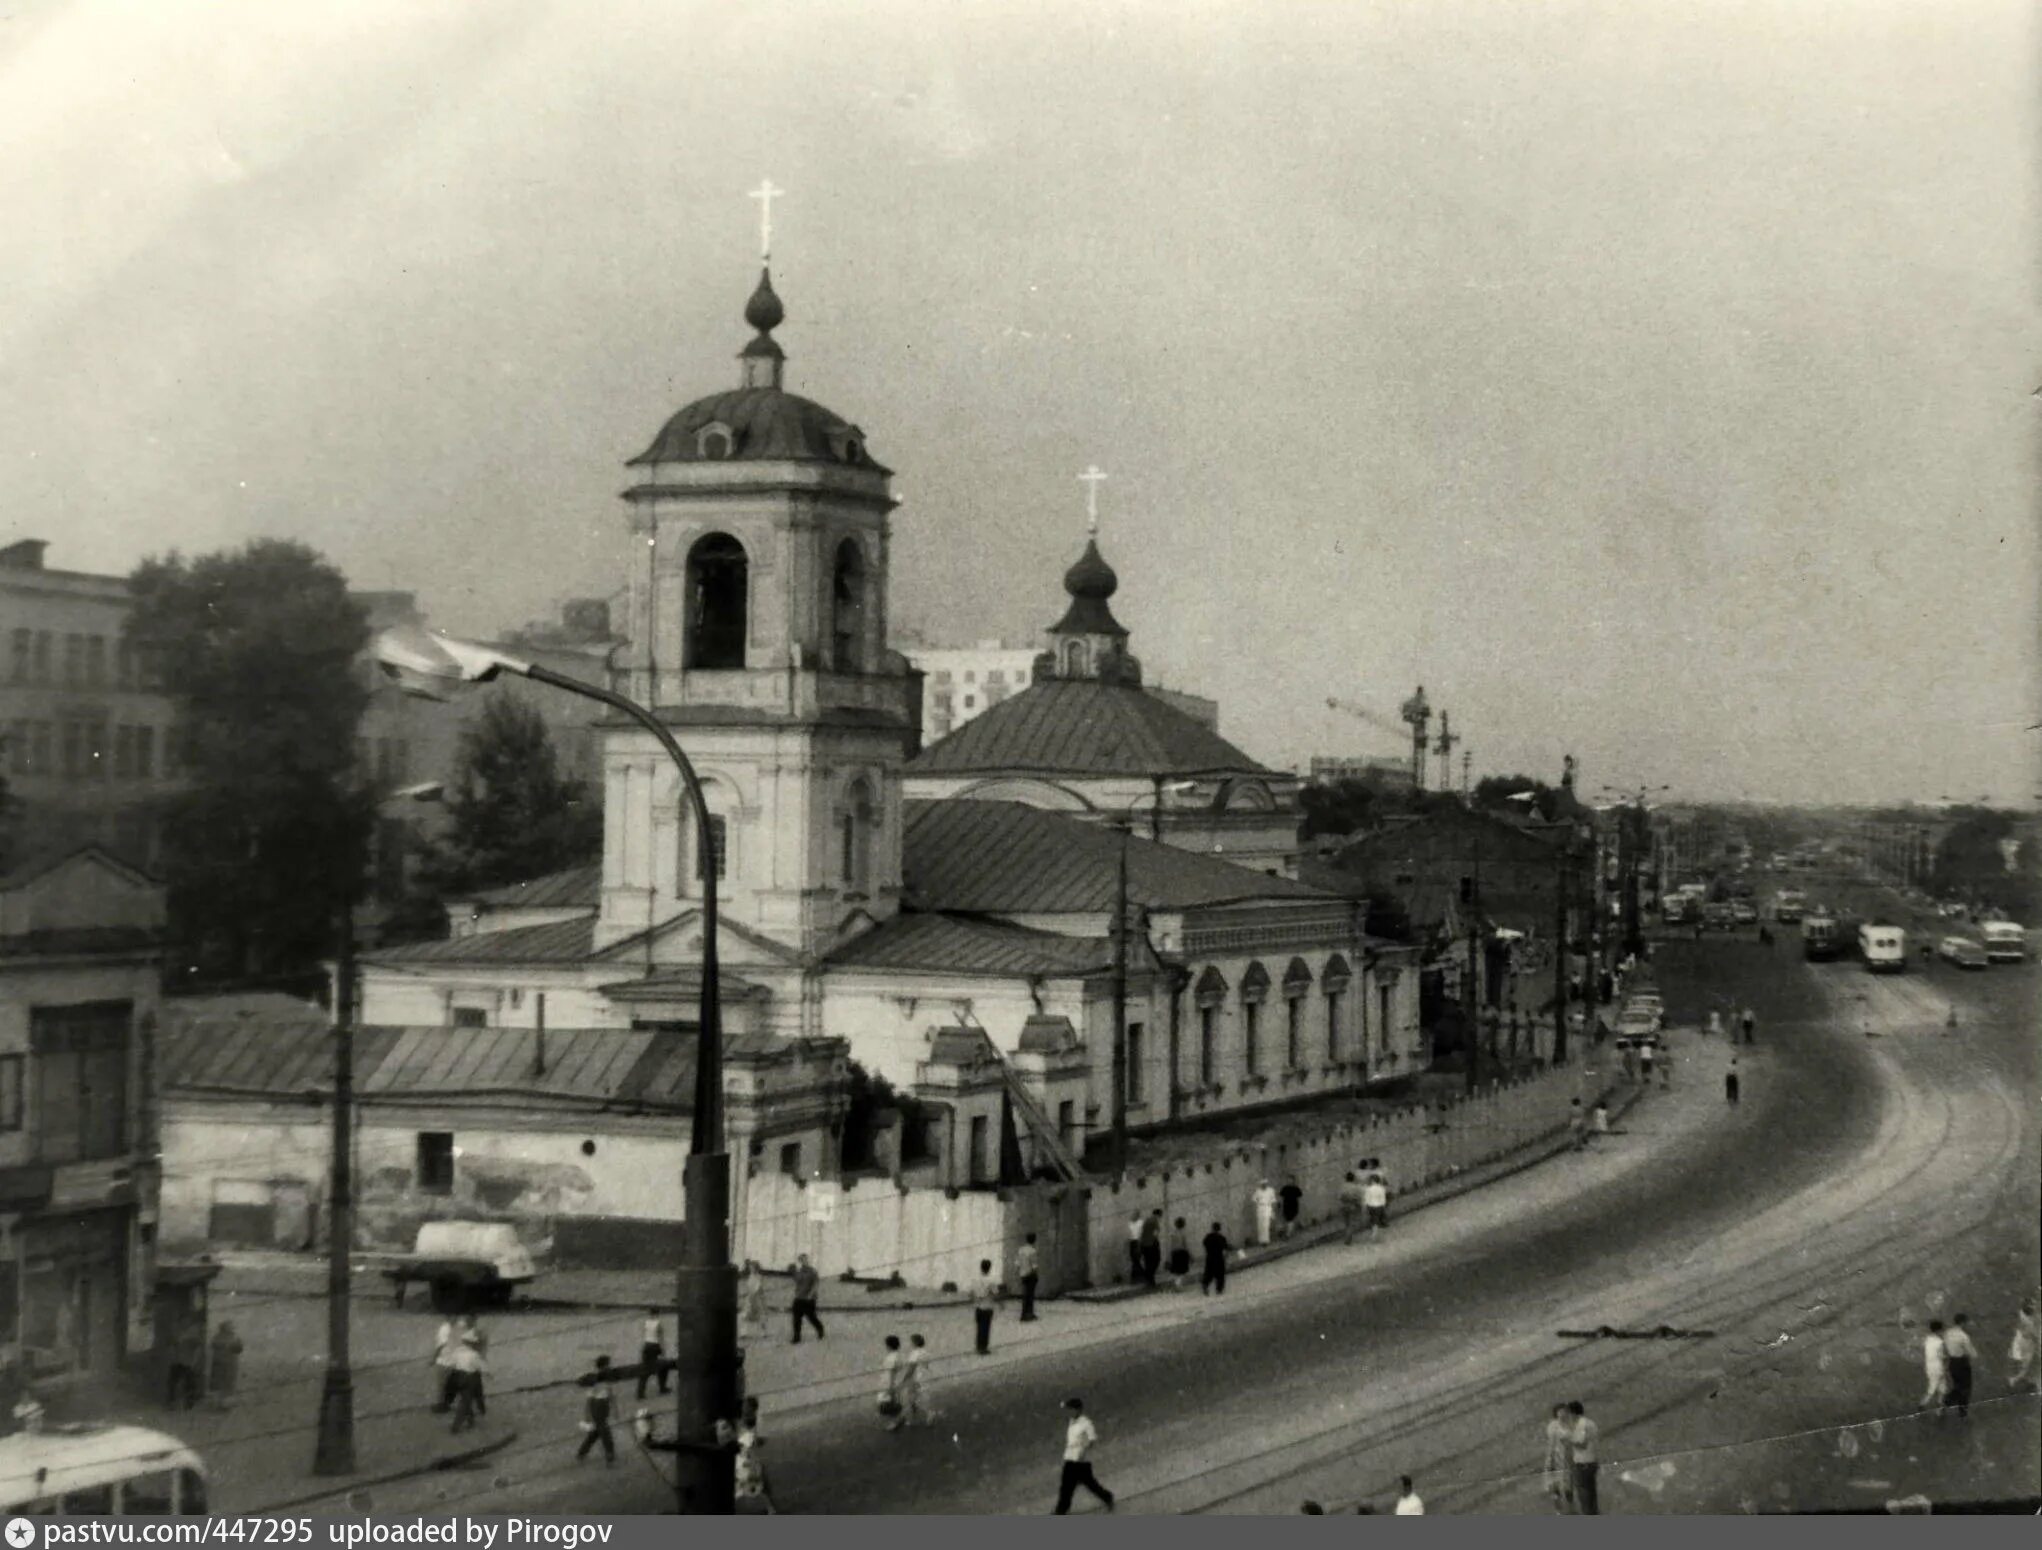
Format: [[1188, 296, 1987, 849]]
[[1167, 1218, 1193, 1290], [740, 1260, 769, 1340], [1542, 1403, 1575, 1512], [2009, 1295, 2037, 1390]]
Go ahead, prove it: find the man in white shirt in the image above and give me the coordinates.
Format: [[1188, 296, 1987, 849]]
[[431, 1319, 458, 1412], [1393, 1475, 1424, 1515], [1941, 1314, 1975, 1417], [1922, 1320, 1950, 1407], [1252, 1179, 1278, 1246], [638, 1308, 669, 1400], [1566, 1401, 1601, 1514], [973, 1260, 1000, 1355], [1052, 1397, 1115, 1513], [1364, 1173, 1391, 1236]]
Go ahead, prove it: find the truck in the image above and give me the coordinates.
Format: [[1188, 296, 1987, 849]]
[[1858, 922, 1907, 973], [384, 1221, 539, 1311], [1980, 919, 2027, 963], [1774, 889, 1806, 923]]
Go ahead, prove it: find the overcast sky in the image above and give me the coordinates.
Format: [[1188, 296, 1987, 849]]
[[4, 0, 2035, 805]]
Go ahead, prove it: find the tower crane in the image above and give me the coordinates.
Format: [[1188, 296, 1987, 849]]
[[1400, 686, 1432, 790], [1434, 711, 1460, 788]]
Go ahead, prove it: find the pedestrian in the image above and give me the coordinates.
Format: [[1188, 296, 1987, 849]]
[[1278, 1177, 1304, 1240], [575, 1356, 617, 1466], [1543, 1403, 1575, 1512], [1621, 1042, 1638, 1083], [1252, 1178, 1279, 1246], [878, 1335, 905, 1431], [1590, 1101, 1610, 1142], [1638, 1041, 1655, 1087], [1053, 1397, 1115, 1514], [1566, 1401, 1600, 1514], [740, 1260, 769, 1340], [1364, 1172, 1390, 1235], [431, 1315, 458, 1412], [790, 1253, 825, 1343], [733, 1425, 776, 1514], [459, 1313, 489, 1415], [1168, 1218, 1193, 1289], [206, 1320, 242, 1412], [1921, 1320, 1949, 1409], [1725, 1057, 1740, 1106], [1201, 1221, 1230, 1296], [165, 1323, 203, 1410], [638, 1306, 669, 1399], [448, 1338, 485, 1433], [1569, 1098, 1587, 1151], [1943, 1314, 1975, 1417], [1140, 1210, 1164, 1286], [1393, 1475, 1425, 1515], [1706, 1010, 1722, 1039], [1017, 1234, 1041, 1322], [973, 1259, 999, 1354], [1126, 1211, 1146, 1283], [2009, 1295, 2038, 1390], [1339, 1171, 1367, 1243], [903, 1334, 935, 1426], [1658, 1046, 1672, 1089], [1740, 1005, 1757, 1045]]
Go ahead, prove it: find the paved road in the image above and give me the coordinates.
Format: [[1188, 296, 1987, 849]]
[[333, 899, 2036, 1514]]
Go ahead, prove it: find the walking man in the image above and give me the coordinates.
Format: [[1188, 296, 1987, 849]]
[[430, 1317, 458, 1412], [1740, 1005, 1757, 1045], [1543, 1403, 1575, 1512], [448, 1338, 485, 1434], [575, 1356, 618, 1467], [1638, 1040, 1655, 1087], [1168, 1218, 1193, 1289], [1942, 1314, 1975, 1417], [1921, 1320, 1950, 1409], [638, 1307, 669, 1399], [1126, 1211, 1145, 1283], [1364, 1171, 1391, 1236], [1393, 1476, 1425, 1515], [1566, 1400, 1600, 1514], [1569, 1099, 1587, 1151], [973, 1259, 999, 1355], [1252, 1178, 1279, 1246], [1725, 1057, 1740, 1106], [1278, 1177, 1304, 1240], [1201, 1221, 1230, 1296], [790, 1254, 825, 1344], [903, 1334, 935, 1427], [878, 1336, 905, 1431], [1339, 1171, 1367, 1243], [1017, 1234, 1041, 1322], [1053, 1397, 1115, 1514], [1139, 1210, 1163, 1286]]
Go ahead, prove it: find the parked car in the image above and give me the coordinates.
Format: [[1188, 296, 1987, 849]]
[[1616, 1009, 1662, 1040], [1731, 901, 1758, 925]]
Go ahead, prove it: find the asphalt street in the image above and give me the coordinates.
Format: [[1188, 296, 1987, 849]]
[[324, 870, 2038, 1514]]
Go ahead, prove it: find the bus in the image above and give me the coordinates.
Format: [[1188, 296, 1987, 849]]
[[1980, 920, 2027, 963], [1859, 923, 1907, 973], [1802, 913, 1843, 961], [0, 1425, 207, 1515]]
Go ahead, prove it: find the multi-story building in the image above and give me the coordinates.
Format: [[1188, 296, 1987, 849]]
[[1308, 754, 1415, 788], [901, 640, 1040, 742], [0, 844, 167, 1388], [0, 540, 186, 869]]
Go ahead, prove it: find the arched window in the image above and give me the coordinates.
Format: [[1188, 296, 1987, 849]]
[[685, 533, 748, 669], [839, 778, 874, 895], [1061, 639, 1086, 677], [1239, 961, 1270, 1077], [831, 539, 866, 672]]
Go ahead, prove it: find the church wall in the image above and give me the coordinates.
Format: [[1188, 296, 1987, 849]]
[[356, 970, 622, 1030], [821, 972, 1086, 1092]]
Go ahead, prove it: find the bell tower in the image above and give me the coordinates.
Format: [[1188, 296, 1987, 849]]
[[596, 259, 912, 959]]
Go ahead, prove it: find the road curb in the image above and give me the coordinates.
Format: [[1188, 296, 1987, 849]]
[[255, 1427, 521, 1513]]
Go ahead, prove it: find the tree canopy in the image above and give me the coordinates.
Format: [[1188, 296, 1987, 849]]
[[1471, 774, 1571, 823], [126, 540, 370, 983], [1298, 776, 1456, 841], [411, 690, 603, 906]]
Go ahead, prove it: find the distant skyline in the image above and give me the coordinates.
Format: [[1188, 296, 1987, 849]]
[[3, 0, 2035, 806]]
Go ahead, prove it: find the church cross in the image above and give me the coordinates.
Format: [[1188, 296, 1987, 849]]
[[749, 179, 785, 261], [1077, 465, 1109, 535]]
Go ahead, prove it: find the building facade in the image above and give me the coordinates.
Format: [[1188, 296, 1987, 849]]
[[0, 845, 166, 1388], [900, 640, 1040, 742]]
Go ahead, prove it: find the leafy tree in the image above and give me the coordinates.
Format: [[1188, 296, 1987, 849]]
[[413, 690, 602, 903], [127, 540, 370, 982], [1472, 774, 1568, 822], [1932, 809, 2041, 918], [1299, 776, 1454, 841]]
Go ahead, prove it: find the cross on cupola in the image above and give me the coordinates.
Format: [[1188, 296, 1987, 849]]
[[738, 180, 788, 391], [1078, 465, 1108, 537], [749, 179, 784, 262]]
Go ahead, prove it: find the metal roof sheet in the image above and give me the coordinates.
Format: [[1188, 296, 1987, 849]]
[[826, 911, 1113, 977], [907, 679, 1270, 778], [362, 916, 597, 967], [468, 863, 604, 909]]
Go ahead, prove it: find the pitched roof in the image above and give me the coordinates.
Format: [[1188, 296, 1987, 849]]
[[163, 1016, 807, 1108], [826, 911, 1113, 977], [468, 863, 603, 909], [903, 799, 1329, 914], [907, 679, 1270, 778], [364, 916, 596, 966]]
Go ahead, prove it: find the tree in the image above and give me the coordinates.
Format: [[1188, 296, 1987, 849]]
[[127, 540, 370, 983], [1932, 809, 2041, 918], [1299, 776, 1453, 841], [1472, 774, 1566, 823], [413, 690, 602, 904]]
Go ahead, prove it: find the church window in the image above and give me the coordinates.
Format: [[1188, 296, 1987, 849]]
[[839, 780, 874, 894], [1198, 1007, 1217, 1085], [696, 814, 728, 881], [1061, 639, 1086, 676], [696, 424, 733, 459], [830, 539, 866, 672], [685, 533, 748, 669]]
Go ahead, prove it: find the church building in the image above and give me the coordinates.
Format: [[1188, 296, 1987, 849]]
[[356, 261, 1422, 1175]]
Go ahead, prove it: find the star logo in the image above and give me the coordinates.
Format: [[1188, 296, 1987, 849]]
[[6, 1517, 38, 1548]]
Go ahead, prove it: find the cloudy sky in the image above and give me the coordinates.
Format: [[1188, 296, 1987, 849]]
[[4, 0, 2035, 805]]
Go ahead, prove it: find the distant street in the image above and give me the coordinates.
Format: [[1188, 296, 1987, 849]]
[[310, 871, 2037, 1515]]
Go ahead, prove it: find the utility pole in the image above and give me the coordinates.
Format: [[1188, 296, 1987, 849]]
[[1464, 837, 1482, 1094], [1552, 841, 1570, 1067], [312, 881, 357, 1475], [1109, 820, 1131, 1177]]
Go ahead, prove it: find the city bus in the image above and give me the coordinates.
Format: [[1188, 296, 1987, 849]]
[[1802, 913, 1843, 961], [1980, 920, 2027, 963], [1858, 923, 1907, 973], [0, 1425, 207, 1515]]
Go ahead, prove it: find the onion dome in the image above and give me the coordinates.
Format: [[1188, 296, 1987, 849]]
[[744, 267, 785, 334], [1062, 539, 1119, 601]]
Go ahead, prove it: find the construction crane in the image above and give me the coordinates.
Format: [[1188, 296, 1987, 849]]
[[1434, 711, 1460, 784], [1325, 696, 1410, 748], [1400, 686, 1432, 790]]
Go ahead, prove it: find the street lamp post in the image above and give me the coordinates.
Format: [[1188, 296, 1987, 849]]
[[377, 631, 736, 1514]]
